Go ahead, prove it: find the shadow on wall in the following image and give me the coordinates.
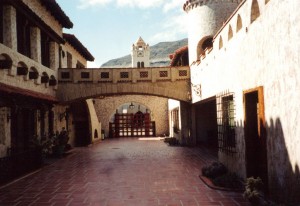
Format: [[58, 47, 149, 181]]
[[266, 118, 300, 205]]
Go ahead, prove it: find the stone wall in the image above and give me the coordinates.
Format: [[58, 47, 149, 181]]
[[94, 95, 169, 138], [0, 108, 11, 158]]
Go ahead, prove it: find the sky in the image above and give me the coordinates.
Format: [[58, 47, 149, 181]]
[[55, 0, 188, 67]]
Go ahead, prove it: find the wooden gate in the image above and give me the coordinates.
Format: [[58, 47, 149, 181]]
[[109, 112, 156, 138]]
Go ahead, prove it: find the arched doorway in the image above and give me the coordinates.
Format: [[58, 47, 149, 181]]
[[109, 102, 156, 138]]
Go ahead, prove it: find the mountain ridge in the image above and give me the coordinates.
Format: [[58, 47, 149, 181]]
[[101, 38, 188, 68]]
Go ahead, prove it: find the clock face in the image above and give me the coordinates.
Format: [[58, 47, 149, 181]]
[[137, 51, 144, 57]]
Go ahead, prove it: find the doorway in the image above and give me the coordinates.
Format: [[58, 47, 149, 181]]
[[244, 86, 268, 191]]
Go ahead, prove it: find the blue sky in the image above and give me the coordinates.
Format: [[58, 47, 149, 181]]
[[56, 0, 188, 67]]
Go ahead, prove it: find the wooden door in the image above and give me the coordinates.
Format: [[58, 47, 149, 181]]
[[244, 86, 268, 191]]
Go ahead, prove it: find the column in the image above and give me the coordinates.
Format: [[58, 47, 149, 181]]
[[3, 5, 17, 51], [30, 27, 41, 63], [49, 41, 59, 70]]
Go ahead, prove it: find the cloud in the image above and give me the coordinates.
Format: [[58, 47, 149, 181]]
[[149, 12, 188, 43], [163, 0, 184, 12], [78, 0, 185, 10], [78, 0, 113, 9]]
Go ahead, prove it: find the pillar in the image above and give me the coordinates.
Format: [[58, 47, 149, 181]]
[[3, 5, 17, 51], [49, 41, 59, 70], [30, 27, 41, 63]]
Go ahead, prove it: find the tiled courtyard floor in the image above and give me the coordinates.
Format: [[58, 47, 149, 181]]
[[0, 138, 250, 206]]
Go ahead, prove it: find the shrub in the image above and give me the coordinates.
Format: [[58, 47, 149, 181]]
[[212, 172, 244, 189], [202, 162, 227, 179], [243, 177, 266, 205]]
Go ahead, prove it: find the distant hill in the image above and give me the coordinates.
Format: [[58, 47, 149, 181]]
[[101, 38, 188, 68]]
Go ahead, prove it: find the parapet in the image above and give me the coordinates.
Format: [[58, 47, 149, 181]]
[[183, 0, 242, 12]]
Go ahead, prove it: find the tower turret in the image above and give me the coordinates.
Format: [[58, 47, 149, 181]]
[[131, 37, 150, 68], [183, 0, 242, 63]]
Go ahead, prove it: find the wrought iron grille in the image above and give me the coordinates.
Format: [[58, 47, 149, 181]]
[[216, 91, 236, 155], [140, 71, 148, 78], [179, 70, 187, 76], [101, 72, 109, 79], [159, 71, 168, 77], [120, 72, 129, 79]]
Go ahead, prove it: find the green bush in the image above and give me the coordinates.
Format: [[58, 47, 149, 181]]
[[202, 162, 227, 179], [212, 172, 244, 189]]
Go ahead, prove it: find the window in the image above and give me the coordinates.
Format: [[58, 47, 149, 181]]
[[141, 62, 144, 68], [217, 93, 236, 154], [236, 15, 242, 32], [137, 62, 140, 68], [219, 36, 223, 49], [159, 71, 168, 77], [17, 12, 31, 57], [81, 72, 90, 79], [171, 108, 179, 133], [67, 52, 72, 68], [228, 25, 233, 40], [179, 70, 187, 77], [101, 72, 109, 79], [120, 72, 129, 78], [251, 0, 260, 23], [41, 31, 50, 67], [61, 72, 70, 79], [140, 71, 148, 78]]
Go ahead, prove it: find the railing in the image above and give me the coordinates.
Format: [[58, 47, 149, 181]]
[[58, 66, 190, 84], [0, 148, 42, 185]]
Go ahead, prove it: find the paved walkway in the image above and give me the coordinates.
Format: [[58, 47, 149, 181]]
[[0, 138, 250, 206]]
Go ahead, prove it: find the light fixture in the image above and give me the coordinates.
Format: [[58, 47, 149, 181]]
[[129, 102, 135, 110]]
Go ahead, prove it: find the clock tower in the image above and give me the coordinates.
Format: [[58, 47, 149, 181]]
[[131, 37, 150, 68]]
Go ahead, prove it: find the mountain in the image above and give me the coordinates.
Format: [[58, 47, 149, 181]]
[[101, 38, 188, 68]]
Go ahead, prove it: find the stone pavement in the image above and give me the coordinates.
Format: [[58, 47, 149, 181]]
[[0, 138, 250, 206]]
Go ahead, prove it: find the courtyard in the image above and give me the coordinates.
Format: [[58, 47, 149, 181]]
[[0, 138, 250, 206]]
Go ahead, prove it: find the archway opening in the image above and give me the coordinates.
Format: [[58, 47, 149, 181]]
[[109, 102, 156, 138]]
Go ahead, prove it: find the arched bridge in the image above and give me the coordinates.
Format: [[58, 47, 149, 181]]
[[57, 67, 191, 102]]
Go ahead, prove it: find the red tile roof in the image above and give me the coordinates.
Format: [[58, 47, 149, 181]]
[[169, 46, 188, 66]]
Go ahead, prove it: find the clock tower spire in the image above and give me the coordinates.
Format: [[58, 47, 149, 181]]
[[131, 37, 150, 68]]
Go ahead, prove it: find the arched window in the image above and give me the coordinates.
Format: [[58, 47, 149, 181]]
[[228, 25, 233, 40], [137, 62, 140, 68], [0, 54, 13, 69], [251, 0, 260, 23], [197, 36, 213, 60], [141, 62, 144, 68], [236, 14, 242, 32], [219, 36, 223, 49]]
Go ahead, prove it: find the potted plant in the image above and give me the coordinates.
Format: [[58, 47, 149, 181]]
[[52, 128, 69, 157]]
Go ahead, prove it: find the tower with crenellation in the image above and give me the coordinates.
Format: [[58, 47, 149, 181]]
[[183, 0, 242, 63]]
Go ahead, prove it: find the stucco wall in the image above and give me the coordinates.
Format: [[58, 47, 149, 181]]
[[61, 42, 88, 68], [189, 0, 300, 202], [94, 95, 169, 138], [22, 0, 63, 36], [86, 99, 101, 143]]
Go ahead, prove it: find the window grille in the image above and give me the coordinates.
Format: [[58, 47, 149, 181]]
[[217, 91, 236, 154], [159, 71, 168, 77], [140, 71, 148, 78], [101, 72, 109, 79], [120, 72, 129, 79], [179, 70, 187, 76], [61, 72, 70, 79], [81, 72, 90, 79]]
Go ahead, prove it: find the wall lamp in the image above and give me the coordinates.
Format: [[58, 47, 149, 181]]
[[129, 102, 135, 110]]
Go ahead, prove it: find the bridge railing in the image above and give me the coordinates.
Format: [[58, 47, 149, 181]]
[[58, 66, 190, 84]]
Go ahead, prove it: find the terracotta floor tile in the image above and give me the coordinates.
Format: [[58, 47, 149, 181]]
[[0, 138, 249, 206]]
